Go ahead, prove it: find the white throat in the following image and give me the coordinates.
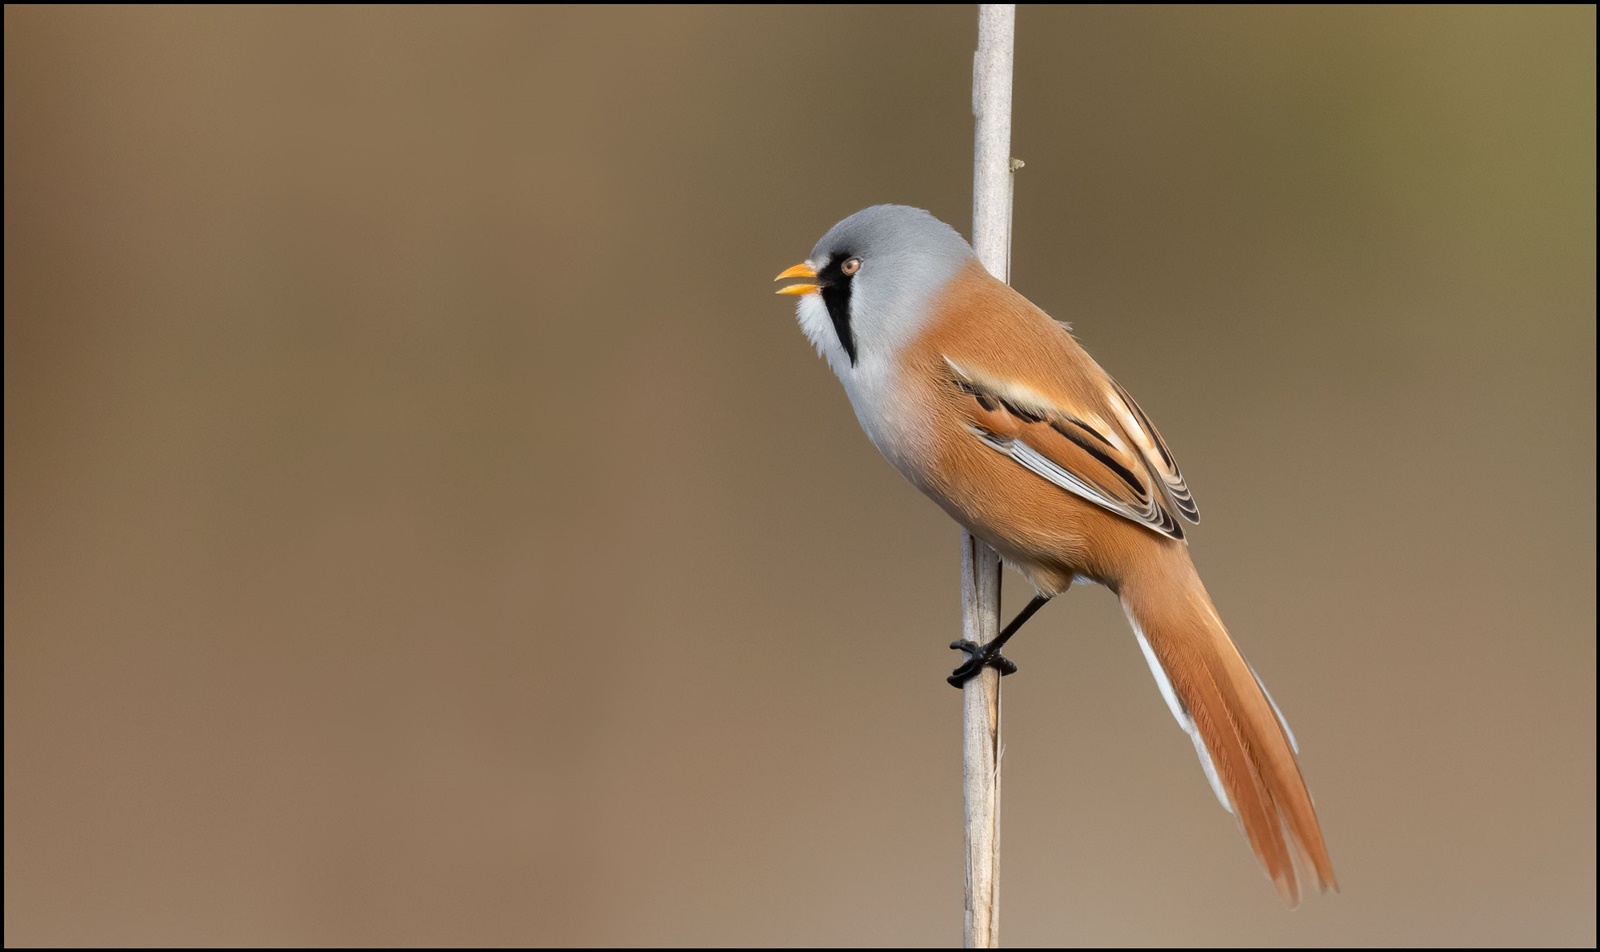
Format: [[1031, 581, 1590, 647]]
[[795, 293, 852, 379]]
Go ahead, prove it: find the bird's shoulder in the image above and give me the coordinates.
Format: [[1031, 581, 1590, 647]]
[[910, 259, 1110, 411]]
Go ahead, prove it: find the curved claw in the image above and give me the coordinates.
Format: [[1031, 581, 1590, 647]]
[[947, 640, 1019, 687]]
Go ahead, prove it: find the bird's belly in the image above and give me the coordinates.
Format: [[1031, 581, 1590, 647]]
[[840, 357, 1150, 595], [920, 407, 1143, 592]]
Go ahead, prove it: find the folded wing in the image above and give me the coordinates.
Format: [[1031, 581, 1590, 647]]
[[945, 357, 1199, 540]]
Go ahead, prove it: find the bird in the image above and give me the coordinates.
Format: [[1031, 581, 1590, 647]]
[[774, 204, 1337, 906]]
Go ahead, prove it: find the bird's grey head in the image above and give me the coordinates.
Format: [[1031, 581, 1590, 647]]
[[777, 205, 975, 374]]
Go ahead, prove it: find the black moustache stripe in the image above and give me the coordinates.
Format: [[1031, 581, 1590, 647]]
[[818, 255, 858, 365]]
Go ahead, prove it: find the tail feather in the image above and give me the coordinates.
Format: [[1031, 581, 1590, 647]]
[[1121, 575, 1337, 906]]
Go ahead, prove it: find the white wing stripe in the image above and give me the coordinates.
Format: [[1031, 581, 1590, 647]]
[[968, 425, 1182, 539]]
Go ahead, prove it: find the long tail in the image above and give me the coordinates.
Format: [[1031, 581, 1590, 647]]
[[1118, 561, 1338, 906]]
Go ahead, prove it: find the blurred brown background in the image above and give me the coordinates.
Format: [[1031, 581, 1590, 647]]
[[5, 5, 1594, 946]]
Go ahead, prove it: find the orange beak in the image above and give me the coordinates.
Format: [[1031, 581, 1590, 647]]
[[774, 262, 820, 296]]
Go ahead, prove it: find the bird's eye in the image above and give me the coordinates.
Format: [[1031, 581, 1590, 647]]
[[840, 257, 861, 276]]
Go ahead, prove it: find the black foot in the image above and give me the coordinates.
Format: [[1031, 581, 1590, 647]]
[[947, 640, 1019, 687]]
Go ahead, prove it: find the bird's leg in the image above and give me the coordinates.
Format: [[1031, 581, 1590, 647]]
[[948, 593, 1052, 687]]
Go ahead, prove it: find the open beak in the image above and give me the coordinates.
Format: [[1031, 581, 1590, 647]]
[[774, 262, 820, 296]]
